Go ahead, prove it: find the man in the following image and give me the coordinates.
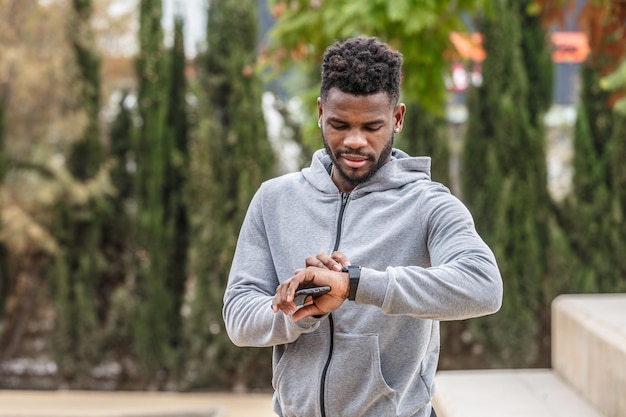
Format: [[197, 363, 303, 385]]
[[223, 37, 502, 417]]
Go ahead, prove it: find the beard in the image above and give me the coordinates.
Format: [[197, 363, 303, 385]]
[[322, 131, 394, 188]]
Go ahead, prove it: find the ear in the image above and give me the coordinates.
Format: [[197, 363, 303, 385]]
[[393, 103, 406, 133], [317, 97, 323, 127]]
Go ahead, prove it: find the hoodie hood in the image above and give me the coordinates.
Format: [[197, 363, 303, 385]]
[[302, 148, 432, 196]]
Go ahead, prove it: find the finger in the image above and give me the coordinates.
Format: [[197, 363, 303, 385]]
[[273, 281, 296, 314], [331, 251, 350, 269], [315, 252, 342, 271], [291, 304, 323, 322], [305, 255, 327, 269], [274, 298, 295, 315], [286, 279, 299, 302], [318, 253, 341, 271]]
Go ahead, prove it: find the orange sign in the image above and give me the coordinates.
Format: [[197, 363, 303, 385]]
[[551, 32, 590, 63], [449, 32, 486, 63]]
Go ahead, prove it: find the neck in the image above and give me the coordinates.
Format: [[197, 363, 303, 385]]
[[330, 164, 355, 193]]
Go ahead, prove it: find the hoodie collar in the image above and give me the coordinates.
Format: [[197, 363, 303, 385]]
[[302, 149, 431, 196]]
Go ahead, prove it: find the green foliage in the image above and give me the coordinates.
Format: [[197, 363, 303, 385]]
[[163, 15, 191, 363], [554, 62, 626, 295], [131, 0, 190, 377], [96, 93, 136, 368], [600, 59, 626, 114], [182, 0, 276, 390], [67, 0, 103, 179], [265, 0, 491, 156], [518, 3, 553, 128], [50, 0, 111, 381], [399, 101, 450, 186], [462, 0, 555, 367], [133, 0, 170, 373], [609, 112, 626, 211], [267, 0, 490, 107]]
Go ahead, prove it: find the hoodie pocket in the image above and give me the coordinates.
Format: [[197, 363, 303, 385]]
[[324, 333, 396, 417], [272, 332, 329, 417]]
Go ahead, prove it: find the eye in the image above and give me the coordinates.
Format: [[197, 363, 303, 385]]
[[330, 123, 348, 130], [365, 125, 383, 132]]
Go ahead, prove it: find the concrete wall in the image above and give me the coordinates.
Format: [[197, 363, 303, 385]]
[[552, 294, 626, 417]]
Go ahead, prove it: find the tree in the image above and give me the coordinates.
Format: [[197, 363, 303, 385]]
[[400, 102, 451, 186], [97, 92, 137, 380], [50, 0, 114, 382], [461, 0, 555, 367], [0, 0, 105, 371], [263, 1, 489, 187], [541, 0, 626, 295], [163, 14, 191, 373], [182, 0, 276, 390], [553, 3, 626, 295], [132, 0, 191, 379], [266, 0, 491, 111]]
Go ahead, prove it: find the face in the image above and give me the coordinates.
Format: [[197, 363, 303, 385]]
[[318, 88, 405, 192]]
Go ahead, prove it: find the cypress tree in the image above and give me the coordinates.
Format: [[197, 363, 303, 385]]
[[109, 93, 134, 205], [610, 113, 626, 218], [163, 14, 190, 364], [183, 0, 275, 390], [97, 93, 137, 380], [51, 0, 107, 382], [132, 0, 190, 378], [608, 112, 626, 288], [67, 0, 104, 178], [129, 3, 192, 383], [555, 60, 626, 294], [461, 0, 554, 367]]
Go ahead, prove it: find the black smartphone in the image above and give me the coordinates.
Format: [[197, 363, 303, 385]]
[[293, 286, 331, 306]]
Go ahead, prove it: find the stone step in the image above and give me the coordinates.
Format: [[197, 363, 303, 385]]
[[433, 369, 604, 417]]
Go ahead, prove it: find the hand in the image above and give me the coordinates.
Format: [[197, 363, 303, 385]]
[[272, 253, 352, 321], [305, 251, 351, 272], [294, 251, 351, 274]]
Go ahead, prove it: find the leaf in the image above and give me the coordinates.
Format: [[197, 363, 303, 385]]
[[599, 59, 626, 91], [387, 0, 410, 22], [614, 97, 626, 115]]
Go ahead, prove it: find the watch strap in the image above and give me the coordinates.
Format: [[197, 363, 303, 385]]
[[342, 265, 361, 301]]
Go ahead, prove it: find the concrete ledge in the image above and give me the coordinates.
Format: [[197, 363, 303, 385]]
[[552, 294, 626, 417], [0, 391, 275, 417], [432, 369, 604, 417]]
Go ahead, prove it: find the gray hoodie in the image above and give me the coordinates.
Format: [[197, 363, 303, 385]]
[[223, 149, 502, 417]]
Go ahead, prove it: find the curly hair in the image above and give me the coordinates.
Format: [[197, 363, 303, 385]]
[[320, 37, 403, 104]]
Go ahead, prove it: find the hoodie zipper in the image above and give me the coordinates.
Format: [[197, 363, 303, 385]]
[[320, 192, 350, 417]]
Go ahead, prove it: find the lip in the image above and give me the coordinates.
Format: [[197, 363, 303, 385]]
[[341, 155, 369, 169]]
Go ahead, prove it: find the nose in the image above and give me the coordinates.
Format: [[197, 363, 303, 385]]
[[343, 128, 368, 149]]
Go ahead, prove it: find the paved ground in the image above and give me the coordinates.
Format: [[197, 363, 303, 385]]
[[0, 390, 275, 417], [0, 369, 606, 417]]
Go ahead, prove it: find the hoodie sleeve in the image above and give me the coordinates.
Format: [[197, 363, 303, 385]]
[[222, 185, 324, 347], [357, 184, 503, 320]]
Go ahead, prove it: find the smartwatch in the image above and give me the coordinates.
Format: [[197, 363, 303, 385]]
[[341, 265, 361, 301]]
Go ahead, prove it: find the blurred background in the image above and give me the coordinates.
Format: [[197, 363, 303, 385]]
[[0, 0, 624, 394]]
